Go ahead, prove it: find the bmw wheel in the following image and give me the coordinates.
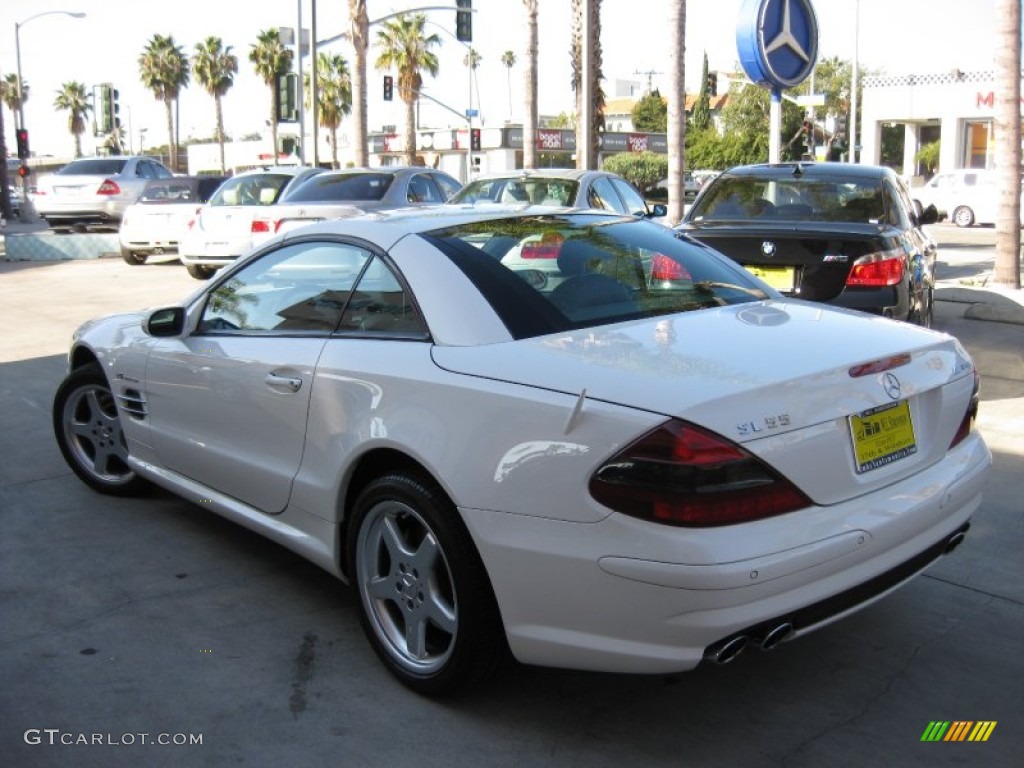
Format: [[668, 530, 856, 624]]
[[186, 264, 216, 280], [348, 473, 506, 695], [53, 364, 148, 496], [952, 205, 975, 228]]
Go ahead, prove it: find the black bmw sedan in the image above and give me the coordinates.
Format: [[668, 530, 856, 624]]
[[677, 162, 939, 326]]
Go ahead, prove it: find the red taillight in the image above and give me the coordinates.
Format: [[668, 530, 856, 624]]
[[651, 253, 692, 281], [521, 232, 564, 259], [590, 420, 812, 527], [846, 252, 904, 286], [949, 368, 980, 449], [96, 179, 121, 196], [251, 219, 272, 233]]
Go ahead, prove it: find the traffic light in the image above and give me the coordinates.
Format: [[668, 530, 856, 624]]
[[16, 128, 29, 160], [110, 88, 121, 131], [383, 75, 394, 101], [18, 164, 31, 179], [98, 84, 113, 134], [706, 72, 718, 97], [456, 0, 472, 42], [276, 72, 298, 122], [470, 127, 481, 152]]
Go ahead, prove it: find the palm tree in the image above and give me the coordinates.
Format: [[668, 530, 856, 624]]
[[501, 50, 516, 122], [464, 47, 483, 124], [348, 0, 369, 167], [571, 0, 605, 169], [193, 37, 238, 175], [993, 0, 1021, 288], [666, 1, 686, 225], [249, 28, 293, 166], [53, 81, 92, 158], [1, 73, 29, 129], [306, 52, 352, 169], [139, 34, 190, 171], [374, 14, 441, 165], [522, 0, 539, 169]]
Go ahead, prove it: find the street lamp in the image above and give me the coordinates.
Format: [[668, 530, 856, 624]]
[[15, 10, 87, 131]]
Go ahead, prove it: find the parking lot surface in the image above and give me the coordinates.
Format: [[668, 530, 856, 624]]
[[1, 239, 1021, 767]]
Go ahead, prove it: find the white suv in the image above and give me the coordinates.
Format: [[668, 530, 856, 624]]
[[911, 168, 1013, 228]]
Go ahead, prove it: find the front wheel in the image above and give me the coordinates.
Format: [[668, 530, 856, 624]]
[[952, 205, 975, 228], [121, 247, 147, 265], [348, 473, 507, 695], [186, 264, 216, 280], [53, 364, 148, 496]]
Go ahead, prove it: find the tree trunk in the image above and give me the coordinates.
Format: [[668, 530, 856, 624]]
[[667, 0, 687, 225], [331, 126, 339, 169], [215, 94, 226, 175], [993, 0, 1021, 288], [269, 87, 279, 167], [165, 99, 176, 172], [350, 0, 369, 167], [404, 96, 416, 165], [522, 0, 538, 169]]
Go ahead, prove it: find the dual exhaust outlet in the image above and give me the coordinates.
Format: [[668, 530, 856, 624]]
[[704, 622, 794, 666]]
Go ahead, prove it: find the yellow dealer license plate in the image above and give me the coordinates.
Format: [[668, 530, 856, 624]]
[[849, 400, 917, 474], [745, 265, 796, 292]]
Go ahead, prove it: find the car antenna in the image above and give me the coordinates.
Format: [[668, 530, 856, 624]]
[[792, 163, 804, 177]]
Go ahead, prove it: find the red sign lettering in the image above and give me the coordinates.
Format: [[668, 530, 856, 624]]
[[976, 92, 995, 109], [537, 129, 562, 150]]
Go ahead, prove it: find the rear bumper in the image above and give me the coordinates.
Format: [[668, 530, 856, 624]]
[[460, 431, 990, 675], [34, 198, 130, 222]]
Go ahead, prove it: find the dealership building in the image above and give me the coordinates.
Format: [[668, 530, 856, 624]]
[[860, 69, 1023, 179]]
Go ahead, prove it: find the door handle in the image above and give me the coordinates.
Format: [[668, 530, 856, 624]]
[[265, 372, 302, 393]]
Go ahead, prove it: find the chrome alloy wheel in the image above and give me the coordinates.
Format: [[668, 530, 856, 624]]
[[355, 499, 458, 675], [61, 381, 134, 486]]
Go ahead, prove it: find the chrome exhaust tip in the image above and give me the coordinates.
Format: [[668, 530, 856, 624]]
[[944, 531, 966, 554], [704, 635, 749, 665], [758, 622, 794, 651]]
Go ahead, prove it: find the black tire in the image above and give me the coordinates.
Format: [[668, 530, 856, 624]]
[[347, 472, 507, 695], [53, 364, 149, 496], [916, 286, 934, 328], [186, 264, 216, 280], [952, 205, 975, 228], [121, 247, 147, 266]]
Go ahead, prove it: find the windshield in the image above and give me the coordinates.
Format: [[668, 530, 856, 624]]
[[424, 213, 770, 340], [452, 178, 579, 206], [281, 172, 395, 203], [209, 174, 293, 206], [58, 159, 128, 176], [689, 174, 889, 224]]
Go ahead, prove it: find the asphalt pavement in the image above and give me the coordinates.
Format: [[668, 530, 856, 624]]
[[0, 224, 1021, 768]]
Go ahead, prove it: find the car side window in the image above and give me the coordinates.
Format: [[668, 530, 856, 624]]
[[197, 241, 373, 334], [588, 177, 626, 214], [337, 256, 427, 337], [610, 178, 648, 217], [434, 173, 462, 201], [408, 174, 443, 204]]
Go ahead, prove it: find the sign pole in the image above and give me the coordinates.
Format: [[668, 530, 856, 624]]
[[769, 87, 782, 163]]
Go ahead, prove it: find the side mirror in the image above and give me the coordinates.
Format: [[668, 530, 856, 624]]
[[648, 204, 668, 219], [145, 307, 185, 337], [918, 203, 939, 226]]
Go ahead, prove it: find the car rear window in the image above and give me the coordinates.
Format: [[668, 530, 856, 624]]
[[139, 179, 200, 203], [209, 174, 293, 206], [423, 213, 770, 340], [453, 178, 579, 206], [281, 173, 395, 203], [58, 159, 128, 176], [690, 175, 888, 224]]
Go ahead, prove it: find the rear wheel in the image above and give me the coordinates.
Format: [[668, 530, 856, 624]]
[[121, 247, 147, 265], [53, 364, 148, 496], [952, 205, 975, 228], [912, 286, 934, 328], [186, 264, 216, 280], [348, 472, 507, 695]]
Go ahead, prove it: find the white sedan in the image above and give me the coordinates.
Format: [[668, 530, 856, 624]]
[[53, 208, 991, 695]]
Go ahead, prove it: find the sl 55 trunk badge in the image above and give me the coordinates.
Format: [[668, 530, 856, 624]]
[[761, 241, 776, 257]]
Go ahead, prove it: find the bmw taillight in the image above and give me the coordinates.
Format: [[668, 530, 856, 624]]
[[97, 179, 121, 196], [846, 250, 905, 286], [949, 368, 980, 449], [521, 232, 564, 259], [651, 253, 692, 281], [590, 420, 811, 527]]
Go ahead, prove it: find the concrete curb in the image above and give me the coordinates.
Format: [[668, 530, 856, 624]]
[[935, 285, 1024, 326]]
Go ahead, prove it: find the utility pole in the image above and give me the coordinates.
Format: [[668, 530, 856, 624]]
[[633, 69, 663, 94]]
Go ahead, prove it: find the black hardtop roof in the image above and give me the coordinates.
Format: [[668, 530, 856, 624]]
[[722, 162, 895, 181]]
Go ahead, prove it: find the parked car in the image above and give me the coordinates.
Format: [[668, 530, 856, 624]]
[[911, 167, 1022, 228], [449, 168, 667, 220], [119, 176, 227, 265], [249, 167, 462, 248], [644, 171, 702, 205], [31, 156, 174, 228], [678, 162, 939, 326], [53, 206, 988, 695], [178, 166, 323, 279]]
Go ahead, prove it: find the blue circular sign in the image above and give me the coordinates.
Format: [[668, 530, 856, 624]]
[[736, 0, 819, 90]]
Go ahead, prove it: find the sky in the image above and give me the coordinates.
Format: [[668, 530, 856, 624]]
[[0, 0, 1002, 159]]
